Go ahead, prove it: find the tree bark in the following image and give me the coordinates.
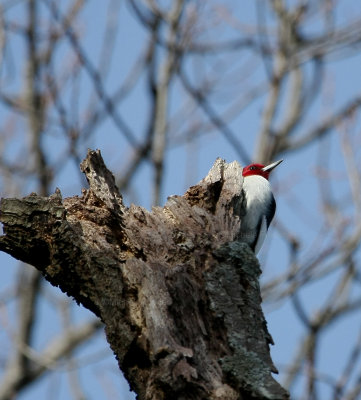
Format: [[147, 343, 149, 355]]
[[0, 149, 289, 400]]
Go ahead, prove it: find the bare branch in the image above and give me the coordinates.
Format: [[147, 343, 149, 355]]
[[151, 0, 184, 205], [0, 318, 102, 400], [282, 96, 361, 153]]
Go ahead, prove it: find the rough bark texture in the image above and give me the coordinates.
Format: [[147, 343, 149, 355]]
[[0, 149, 289, 400]]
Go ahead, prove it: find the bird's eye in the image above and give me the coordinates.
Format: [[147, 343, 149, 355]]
[[250, 166, 256, 170]]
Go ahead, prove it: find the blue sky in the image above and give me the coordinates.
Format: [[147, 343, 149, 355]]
[[1, 1, 361, 399]]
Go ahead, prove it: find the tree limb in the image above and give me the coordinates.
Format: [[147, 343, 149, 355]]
[[0, 149, 289, 400]]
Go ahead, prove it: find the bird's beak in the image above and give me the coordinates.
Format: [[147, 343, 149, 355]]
[[262, 159, 283, 172]]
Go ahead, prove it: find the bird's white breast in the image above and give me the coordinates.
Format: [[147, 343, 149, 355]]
[[242, 175, 272, 228], [241, 175, 273, 253]]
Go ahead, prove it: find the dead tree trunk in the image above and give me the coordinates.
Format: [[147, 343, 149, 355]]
[[0, 149, 289, 400]]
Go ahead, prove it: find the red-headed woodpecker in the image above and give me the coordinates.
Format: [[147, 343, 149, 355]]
[[240, 160, 283, 254]]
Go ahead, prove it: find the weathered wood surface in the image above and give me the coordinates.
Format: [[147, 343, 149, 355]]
[[0, 149, 289, 400]]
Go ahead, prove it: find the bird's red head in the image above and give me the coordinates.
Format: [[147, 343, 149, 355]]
[[242, 160, 283, 180]]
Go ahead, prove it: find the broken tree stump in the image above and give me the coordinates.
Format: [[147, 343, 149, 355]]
[[0, 149, 289, 400]]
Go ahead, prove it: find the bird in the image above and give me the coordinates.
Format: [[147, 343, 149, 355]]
[[239, 159, 283, 254]]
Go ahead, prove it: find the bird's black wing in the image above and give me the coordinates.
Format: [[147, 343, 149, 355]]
[[265, 194, 276, 228], [252, 196, 276, 253]]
